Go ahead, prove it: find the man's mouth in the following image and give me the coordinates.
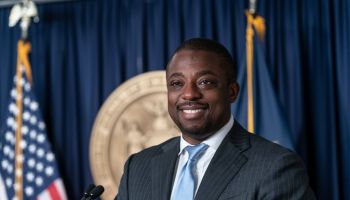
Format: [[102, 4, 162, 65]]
[[182, 109, 203, 114], [180, 108, 206, 120], [177, 102, 208, 119], [176, 101, 208, 110]]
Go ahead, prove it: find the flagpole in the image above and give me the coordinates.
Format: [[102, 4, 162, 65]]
[[13, 37, 33, 200], [246, 0, 257, 133], [14, 44, 24, 200], [9, 1, 36, 199], [246, 0, 266, 133]]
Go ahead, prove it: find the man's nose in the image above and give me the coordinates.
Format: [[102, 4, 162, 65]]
[[182, 83, 201, 100]]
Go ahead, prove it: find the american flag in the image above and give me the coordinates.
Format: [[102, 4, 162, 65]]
[[0, 43, 67, 200]]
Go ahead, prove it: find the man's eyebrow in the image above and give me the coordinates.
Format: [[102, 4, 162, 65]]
[[167, 70, 219, 80], [167, 72, 184, 79], [196, 70, 218, 77]]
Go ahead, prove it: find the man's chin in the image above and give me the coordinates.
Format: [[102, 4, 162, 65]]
[[180, 126, 211, 139], [179, 122, 203, 132]]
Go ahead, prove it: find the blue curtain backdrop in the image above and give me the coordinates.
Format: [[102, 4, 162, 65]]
[[0, 0, 349, 199]]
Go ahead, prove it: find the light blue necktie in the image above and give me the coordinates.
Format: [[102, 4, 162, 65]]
[[173, 143, 209, 200]]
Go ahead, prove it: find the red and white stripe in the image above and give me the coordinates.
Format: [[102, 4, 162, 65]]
[[37, 179, 67, 200]]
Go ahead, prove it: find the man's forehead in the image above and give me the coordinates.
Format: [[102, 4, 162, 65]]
[[167, 50, 221, 69], [166, 49, 227, 79]]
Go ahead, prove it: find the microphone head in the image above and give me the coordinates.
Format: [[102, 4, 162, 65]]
[[89, 185, 104, 199], [84, 184, 96, 195]]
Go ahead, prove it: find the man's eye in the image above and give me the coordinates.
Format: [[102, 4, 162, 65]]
[[169, 81, 183, 87], [199, 80, 213, 85], [198, 79, 218, 88]]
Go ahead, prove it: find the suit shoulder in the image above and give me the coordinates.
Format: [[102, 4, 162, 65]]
[[249, 133, 294, 154], [230, 121, 295, 157], [246, 133, 303, 165], [244, 135, 315, 198], [245, 134, 310, 181]]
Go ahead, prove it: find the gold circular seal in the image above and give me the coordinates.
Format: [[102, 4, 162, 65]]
[[89, 71, 179, 199]]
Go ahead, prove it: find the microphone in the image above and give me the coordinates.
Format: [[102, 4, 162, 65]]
[[86, 185, 104, 200], [80, 184, 96, 200]]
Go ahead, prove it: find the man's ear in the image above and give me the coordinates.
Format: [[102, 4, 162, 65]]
[[229, 82, 240, 103]]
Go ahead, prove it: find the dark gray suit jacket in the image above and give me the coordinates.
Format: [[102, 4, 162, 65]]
[[115, 122, 315, 200]]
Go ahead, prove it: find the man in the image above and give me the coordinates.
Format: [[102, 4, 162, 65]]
[[115, 38, 315, 200]]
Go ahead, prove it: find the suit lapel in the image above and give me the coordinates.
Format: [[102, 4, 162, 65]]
[[151, 138, 179, 200], [195, 122, 251, 200]]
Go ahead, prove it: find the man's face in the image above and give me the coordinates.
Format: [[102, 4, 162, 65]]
[[166, 50, 239, 144]]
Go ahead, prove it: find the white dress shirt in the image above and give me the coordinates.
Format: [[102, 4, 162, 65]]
[[170, 115, 234, 200]]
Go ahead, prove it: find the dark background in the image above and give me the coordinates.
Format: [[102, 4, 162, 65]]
[[0, 0, 349, 199]]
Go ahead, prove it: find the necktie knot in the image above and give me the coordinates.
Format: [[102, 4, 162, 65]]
[[185, 143, 209, 162]]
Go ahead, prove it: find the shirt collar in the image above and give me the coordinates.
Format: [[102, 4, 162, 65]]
[[179, 115, 234, 155]]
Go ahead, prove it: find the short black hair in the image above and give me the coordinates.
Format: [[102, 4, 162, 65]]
[[167, 38, 237, 83]]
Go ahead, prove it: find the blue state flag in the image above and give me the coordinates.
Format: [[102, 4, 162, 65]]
[[232, 17, 294, 150]]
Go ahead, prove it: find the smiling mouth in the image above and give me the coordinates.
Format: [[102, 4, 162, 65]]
[[183, 109, 203, 114], [176, 102, 208, 118], [179, 108, 207, 120]]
